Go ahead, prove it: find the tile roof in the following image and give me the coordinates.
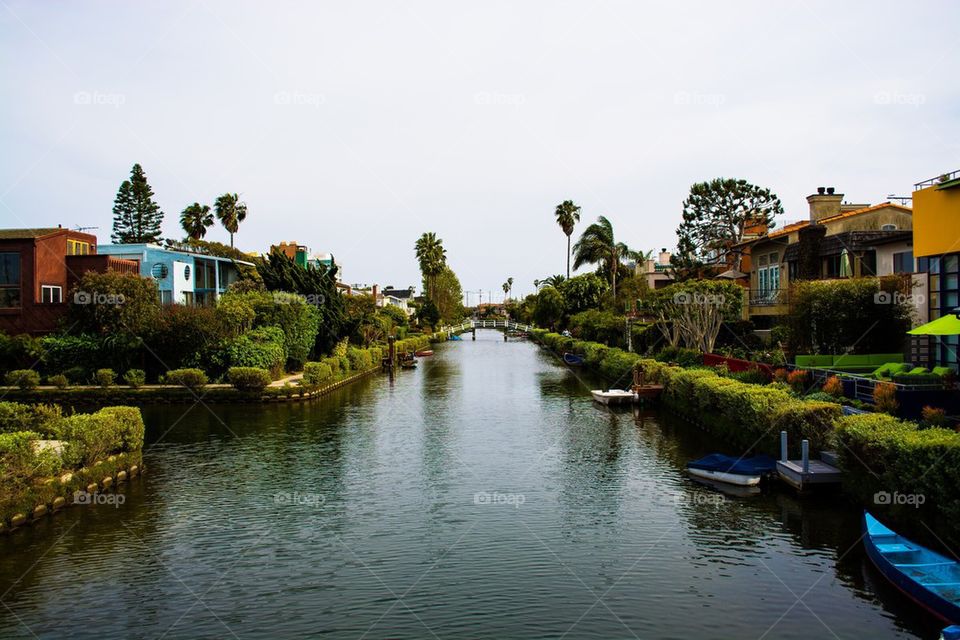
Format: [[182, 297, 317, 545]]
[[742, 202, 913, 245], [0, 228, 65, 240]]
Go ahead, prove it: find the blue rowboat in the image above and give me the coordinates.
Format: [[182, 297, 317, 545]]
[[686, 453, 776, 486], [864, 511, 960, 624], [563, 352, 585, 366]]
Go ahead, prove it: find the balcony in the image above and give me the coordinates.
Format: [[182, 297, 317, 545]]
[[746, 289, 789, 316]]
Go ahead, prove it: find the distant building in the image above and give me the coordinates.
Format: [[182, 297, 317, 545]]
[[635, 249, 675, 290], [270, 241, 340, 278], [98, 243, 253, 306], [371, 285, 416, 316], [0, 228, 138, 334]]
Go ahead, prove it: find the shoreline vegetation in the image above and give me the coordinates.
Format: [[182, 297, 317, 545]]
[[529, 328, 960, 543]]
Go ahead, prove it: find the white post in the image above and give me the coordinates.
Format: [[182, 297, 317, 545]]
[[801, 440, 810, 473], [780, 431, 788, 462]]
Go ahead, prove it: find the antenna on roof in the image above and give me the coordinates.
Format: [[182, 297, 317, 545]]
[[73, 225, 100, 232], [886, 194, 912, 206]]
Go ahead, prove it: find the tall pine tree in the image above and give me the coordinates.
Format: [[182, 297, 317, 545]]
[[111, 163, 164, 243]]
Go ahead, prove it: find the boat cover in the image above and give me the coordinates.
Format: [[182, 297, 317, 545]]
[[687, 453, 776, 476]]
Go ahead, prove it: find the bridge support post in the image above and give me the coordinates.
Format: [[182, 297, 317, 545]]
[[472, 328, 476, 340]]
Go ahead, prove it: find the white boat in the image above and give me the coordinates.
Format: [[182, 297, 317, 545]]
[[686, 467, 761, 487], [590, 389, 635, 405]]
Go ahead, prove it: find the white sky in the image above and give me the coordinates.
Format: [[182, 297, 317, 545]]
[[1, 1, 958, 301]]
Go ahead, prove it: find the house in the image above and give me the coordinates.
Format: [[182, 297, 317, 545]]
[[0, 228, 138, 335], [372, 285, 416, 316], [635, 249, 675, 290], [735, 187, 918, 327], [97, 243, 253, 306], [270, 241, 340, 278], [910, 169, 960, 369]]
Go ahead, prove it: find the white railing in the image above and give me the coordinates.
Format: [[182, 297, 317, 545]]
[[441, 320, 532, 333]]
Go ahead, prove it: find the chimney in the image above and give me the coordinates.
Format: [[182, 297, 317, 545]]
[[372, 284, 379, 302], [806, 187, 844, 222], [659, 248, 671, 265]]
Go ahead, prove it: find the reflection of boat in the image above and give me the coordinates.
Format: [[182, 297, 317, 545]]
[[688, 474, 762, 498], [415, 349, 434, 357], [590, 389, 635, 405], [686, 454, 776, 487], [563, 353, 585, 366], [864, 511, 960, 625]]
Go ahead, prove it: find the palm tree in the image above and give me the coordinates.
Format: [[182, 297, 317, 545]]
[[572, 215, 640, 301], [507, 277, 513, 300], [502, 281, 509, 302], [414, 232, 447, 301], [180, 202, 213, 240], [539, 274, 566, 289], [554, 200, 581, 279], [214, 193, 248, 248]]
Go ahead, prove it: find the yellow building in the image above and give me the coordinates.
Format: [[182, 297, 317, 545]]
[[912, 170, 960, 368]]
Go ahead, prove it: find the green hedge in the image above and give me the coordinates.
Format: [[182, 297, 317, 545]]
[[0, 403, 63, 435], [228, 367, 272, 392], [640, 358, 841, 453], [162, 368, 208, 390], [303, 361, 333, 386], [836, 414, 960, 528], [531, 330, 640, 383]]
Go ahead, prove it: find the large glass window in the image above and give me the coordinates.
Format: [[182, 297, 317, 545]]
[[67, 240, 90, 256], [0, 252, 20, 308]]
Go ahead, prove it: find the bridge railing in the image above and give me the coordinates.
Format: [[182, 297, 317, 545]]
[[440, 320, 532, 333]]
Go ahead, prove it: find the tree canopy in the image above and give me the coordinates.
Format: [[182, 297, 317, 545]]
[[111, 163, 164, 244], [672, 178, 783, 275]]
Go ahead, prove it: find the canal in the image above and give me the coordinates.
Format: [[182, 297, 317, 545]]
[[0, 330, 935, 638]]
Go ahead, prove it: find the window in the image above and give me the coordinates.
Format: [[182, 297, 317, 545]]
[[893, 251, 914, 274], [824, 255, 841, 278], [755, 252, 780, 304], [182, 291, 194, 305], [881, 224, 897, 231], [860, 251, 877, 276], [41, 285, 62, 304], [0, 252, 20, 308], [159, 290, 173, 305], [67, 239, 90, 255]]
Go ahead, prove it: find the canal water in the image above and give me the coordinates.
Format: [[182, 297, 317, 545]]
[[0, 331, 937, 638]]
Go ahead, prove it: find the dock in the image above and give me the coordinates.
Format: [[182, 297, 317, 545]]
[[631, 367, 664, 403], [776, 431, 842, 492]]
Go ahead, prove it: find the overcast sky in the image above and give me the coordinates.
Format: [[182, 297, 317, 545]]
[[2, 1, 958, 301]]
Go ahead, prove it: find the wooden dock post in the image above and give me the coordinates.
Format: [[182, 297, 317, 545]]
[[801, 439, 810, 474], [387, 336, 396, 372], [780, 431, 788, 462]]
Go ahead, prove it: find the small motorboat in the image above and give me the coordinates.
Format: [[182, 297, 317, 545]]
[[864, 511, 960, 624], [590, 389, 635, 405], [448, 334, 462, 341], [563, 353, 585, 366], [686, 453, 776, 487], [415, 349, 434, 357]]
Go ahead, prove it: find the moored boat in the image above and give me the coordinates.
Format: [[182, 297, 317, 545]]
[[563, 352, 585, 366], [864, 511, 960, 624], [415, 349, 434, 357], [590, 389, 635, 405], [686, 453, 776, 487]]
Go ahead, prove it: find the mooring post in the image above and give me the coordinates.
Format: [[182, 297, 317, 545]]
[[472, 328, 476, 340], [801, 440, 810, 474], [387, 335, 396, 372], [780, 431, 788, 463]]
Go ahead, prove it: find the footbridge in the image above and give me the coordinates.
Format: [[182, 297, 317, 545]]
[[442, 319, 532, 340]]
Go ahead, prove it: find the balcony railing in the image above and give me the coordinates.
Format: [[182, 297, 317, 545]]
[[748, 288, 788, 307], [915, 169, 960, 190]]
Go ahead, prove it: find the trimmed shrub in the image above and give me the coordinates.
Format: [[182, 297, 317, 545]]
[[0, 402, 62, 436], [786, 369, 810, 394], [162, 368, 208, 391], [53, 406, 144, 467], [123, 369, 146, 388], [322, 356, 341, 376], [63, 366, 89, 384], [4, 369, 40, 390], [922, 405, 947, 429], [0, 431, 62, 482], [823, 375, 844, 398], [228, 367, 272, 392], [94, 368, 116, 388], [302, 362, 333, 386], [873, 382, 899, 415], [97, 406, 146, 452], [226, 326, 286, 377], [47, 374, 69, 389], [804, 391, 842, 404], [346, 346, 374, 372], [727, 366, 768, 386]]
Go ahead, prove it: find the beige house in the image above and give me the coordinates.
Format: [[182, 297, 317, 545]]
[[736, 187, 918, 326]]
